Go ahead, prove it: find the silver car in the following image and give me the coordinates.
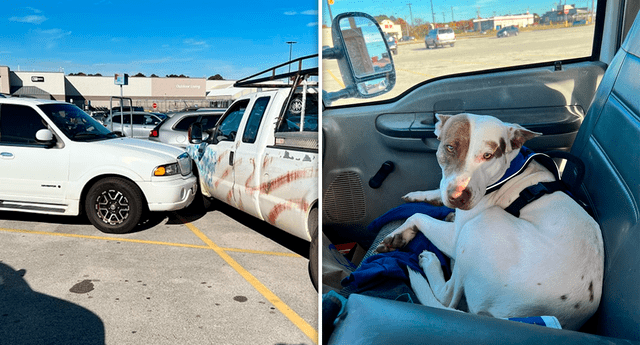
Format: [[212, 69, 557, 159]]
[[104, 111, 167, 138], [148, 110, 224, 147]]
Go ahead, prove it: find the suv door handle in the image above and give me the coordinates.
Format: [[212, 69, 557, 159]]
[[1, 152, 14, 159], [229, 151, 234, 166]]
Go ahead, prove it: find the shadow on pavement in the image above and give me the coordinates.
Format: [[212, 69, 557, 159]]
[[0, 262, 105, 345]]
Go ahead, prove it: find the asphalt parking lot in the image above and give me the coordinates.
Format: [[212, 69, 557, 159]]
[[0, 199, 318, 345]]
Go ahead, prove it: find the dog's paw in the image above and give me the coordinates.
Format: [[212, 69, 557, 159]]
[[376, 233, 407, 253], [418, 250, 440, 268], [402, 191, 427, 203], [402, 190, 443, 206]]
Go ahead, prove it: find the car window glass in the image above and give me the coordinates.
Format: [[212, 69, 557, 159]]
[[277, 92, 319, 132], [174, 115, 198, 131], [201, 115, 221, 130], [216, 100, 249, 142], [0, 104, 47, 145], [323, 0, 599, 106], [242, 97, 270, 144]]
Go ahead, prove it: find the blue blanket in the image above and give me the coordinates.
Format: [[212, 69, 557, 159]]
[[341, 203, 454, 292]]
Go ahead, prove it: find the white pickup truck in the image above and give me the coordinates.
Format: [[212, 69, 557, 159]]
[[186, 56, 319, 286], [0, 97, 197, 234]]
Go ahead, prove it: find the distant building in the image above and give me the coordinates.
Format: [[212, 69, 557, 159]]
[[380, 19, 403, 39], [541, 4, 591, 24], [473, 13, 534, 32], [0, 65, 245, 112]]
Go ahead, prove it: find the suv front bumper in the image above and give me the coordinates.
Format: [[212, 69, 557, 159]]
[[142, 175, 198, 211]]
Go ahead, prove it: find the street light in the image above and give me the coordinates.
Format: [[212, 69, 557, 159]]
[[286, 41, 297, 84]]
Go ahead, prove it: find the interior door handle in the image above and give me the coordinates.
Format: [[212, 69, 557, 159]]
[[1, 152, 14, 159]]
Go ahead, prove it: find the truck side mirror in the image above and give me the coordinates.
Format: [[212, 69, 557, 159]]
[[323, 12, 396, 104], [188, 122, 203, 144]]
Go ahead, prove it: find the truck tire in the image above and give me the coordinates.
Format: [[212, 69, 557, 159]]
[[85, 177, 144, 234], [308, 207, 319, 291]]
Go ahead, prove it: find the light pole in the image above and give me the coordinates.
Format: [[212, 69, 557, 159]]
[[286, 41, 297, 85]]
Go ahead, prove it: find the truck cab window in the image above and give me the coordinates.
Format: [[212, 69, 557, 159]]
[[216, 100, 249, 142], [242, 97, 270, 144]]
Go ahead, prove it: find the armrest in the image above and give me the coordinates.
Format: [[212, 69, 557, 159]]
[[328, 294, 639, 345]]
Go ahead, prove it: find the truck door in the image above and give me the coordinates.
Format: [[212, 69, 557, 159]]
[[231, 94, 274, 220], [196, 99, 249, 205]]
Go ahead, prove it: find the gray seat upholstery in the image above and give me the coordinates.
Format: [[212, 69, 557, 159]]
[[327, 12, 640, 345], [567, 13, 640, 339]]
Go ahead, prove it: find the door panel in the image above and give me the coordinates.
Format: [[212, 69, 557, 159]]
[[322, 61, 607, 246]]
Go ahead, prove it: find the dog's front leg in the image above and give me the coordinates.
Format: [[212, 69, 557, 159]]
[[402, 189, 443, 206], [376, 213, 456, 258]]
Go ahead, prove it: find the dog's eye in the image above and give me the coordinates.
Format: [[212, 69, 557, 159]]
[[483, 152, 493, 160], [445, 145, 454, 153]]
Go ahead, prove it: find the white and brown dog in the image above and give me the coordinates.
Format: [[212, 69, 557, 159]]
[[376, 113, 604, 330]]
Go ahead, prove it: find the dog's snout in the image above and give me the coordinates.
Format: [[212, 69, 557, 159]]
[[448, 188, 472, 209]]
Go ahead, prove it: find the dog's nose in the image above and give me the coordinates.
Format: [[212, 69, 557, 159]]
[[448, 188, 471, 209]]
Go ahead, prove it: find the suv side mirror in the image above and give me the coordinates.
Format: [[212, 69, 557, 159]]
[[35, 129, 56, 147], [188, 122, 203, 144], [323, 12, 396, 104]]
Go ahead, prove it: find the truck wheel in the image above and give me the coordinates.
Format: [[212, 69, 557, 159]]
[[308, 207, 319, 291], [85, 177, 144, 234]]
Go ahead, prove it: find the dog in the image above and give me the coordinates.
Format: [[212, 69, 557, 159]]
[[376, 113, 604, 330]]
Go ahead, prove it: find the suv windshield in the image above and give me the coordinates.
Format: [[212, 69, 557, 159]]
[[39, 104, 118, 141], [322, 0, 598, 106]]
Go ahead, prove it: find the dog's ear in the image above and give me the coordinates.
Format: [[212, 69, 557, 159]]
[[434, 114, 452, 140], [507, 123, 541, 151]]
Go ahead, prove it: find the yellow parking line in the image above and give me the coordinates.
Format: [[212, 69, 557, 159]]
[[182, 220, 318, 344], [0, 227, 300, 257], [325, 69, 345, 88]]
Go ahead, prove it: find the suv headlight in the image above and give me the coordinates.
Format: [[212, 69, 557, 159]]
[[154, 152, 191, 176]]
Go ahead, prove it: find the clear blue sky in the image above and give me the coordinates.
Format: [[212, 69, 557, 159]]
[[1, 1, 318, 80], [322, 0, 597, 27]]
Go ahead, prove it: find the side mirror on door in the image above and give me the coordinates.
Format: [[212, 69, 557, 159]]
[[35, 129, 56, 148], [188, 122, 203, 144], [323, 12, 396, 104]]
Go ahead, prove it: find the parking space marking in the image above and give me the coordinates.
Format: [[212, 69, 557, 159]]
[[0, 227, 301, 258], [325, 69, 345, 88], [182, 220, 319, 344]]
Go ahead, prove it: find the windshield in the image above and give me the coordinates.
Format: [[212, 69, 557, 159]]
[[322, 0, 598, 107], [38, 103, 118, 141]]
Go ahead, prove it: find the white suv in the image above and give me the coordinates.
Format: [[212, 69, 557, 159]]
[[0, 98, 197, 234]]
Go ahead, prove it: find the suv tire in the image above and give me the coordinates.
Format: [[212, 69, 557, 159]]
[[85, 177, 144, 234]]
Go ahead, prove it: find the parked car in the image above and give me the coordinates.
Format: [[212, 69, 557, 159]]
[[425, 27, 456, 48], [104, 111, 167, 138], [0, 98, 197, 234], [322, 2, 640, 344], [149, 110, 224, 147], [386, 34, 398, 55], [497, 25, 519, 37]]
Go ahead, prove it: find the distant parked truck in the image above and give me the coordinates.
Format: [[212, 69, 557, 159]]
[[187, 55, 319, 286]]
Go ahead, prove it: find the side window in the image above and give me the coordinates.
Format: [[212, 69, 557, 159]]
[[133, 115, 145, 125], [277, 92, 318, 132], [112, 115, 121, 124], [0, 104, 47, 145], [202, 115, 221, 131], [242, 97, 270, 144], [215, 100, 249, 142], [323, 1, 601, 106], [174, 116, 197, 131]]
